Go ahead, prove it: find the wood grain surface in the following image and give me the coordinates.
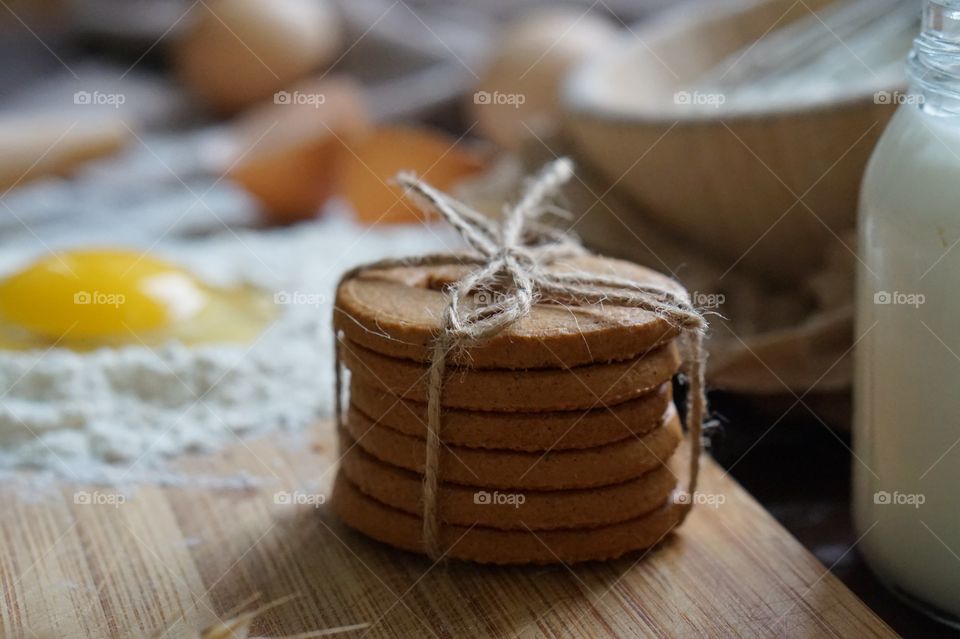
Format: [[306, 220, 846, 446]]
[[0, 423, 896, 638]]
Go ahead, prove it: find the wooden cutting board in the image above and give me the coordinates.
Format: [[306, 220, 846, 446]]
[[0, 423, 895, 638]]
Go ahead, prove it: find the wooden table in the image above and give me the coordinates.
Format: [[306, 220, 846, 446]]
[[0, 423, 896, 638]]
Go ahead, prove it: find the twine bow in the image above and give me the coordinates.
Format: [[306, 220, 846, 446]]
[[335, 159, 708, 560]]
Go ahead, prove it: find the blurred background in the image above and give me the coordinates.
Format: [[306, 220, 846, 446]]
[[0, 0, 945, 635]]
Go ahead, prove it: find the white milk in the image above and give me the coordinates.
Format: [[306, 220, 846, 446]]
[[854, 1, 960, 623]]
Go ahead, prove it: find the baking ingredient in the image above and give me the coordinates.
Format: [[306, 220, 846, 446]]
[[0, 115, 128, 191], [854, 0, 960, 622], [0, 248, 273, 350], [471, 8, 617, 150], [336, 126, 486, 224], [855, 101, 960, 621], [0, 215, 451, 483], [174, 0, 342, 113], [226, 77, 371, 223]]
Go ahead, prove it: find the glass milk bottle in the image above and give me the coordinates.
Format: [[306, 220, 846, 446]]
[[854, 0, 960, 625]]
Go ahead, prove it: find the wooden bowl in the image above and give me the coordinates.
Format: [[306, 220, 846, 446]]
[[562, 0, 903, 282]]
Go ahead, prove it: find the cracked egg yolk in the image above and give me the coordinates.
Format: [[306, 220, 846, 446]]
[[0, 249, 274, 350]]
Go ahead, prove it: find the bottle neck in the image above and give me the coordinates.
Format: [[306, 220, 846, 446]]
[[909, 0, 960, 115]]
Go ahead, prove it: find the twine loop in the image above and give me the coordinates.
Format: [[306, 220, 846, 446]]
[[334, 159, 708, 560]]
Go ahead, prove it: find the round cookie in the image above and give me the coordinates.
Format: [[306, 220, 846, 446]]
[[331, 473, 683, 564], [340, 339, 682, 412], [334, 253, 684, 370], [344, 404, 683, 490], [340, 437, 680, 530], [349, 379, 672, 451]]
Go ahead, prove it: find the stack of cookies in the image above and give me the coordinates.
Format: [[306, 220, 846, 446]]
[[331, 254, 693, 564]]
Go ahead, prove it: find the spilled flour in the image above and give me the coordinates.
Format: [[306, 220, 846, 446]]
[[0, 215, 454, 484]]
